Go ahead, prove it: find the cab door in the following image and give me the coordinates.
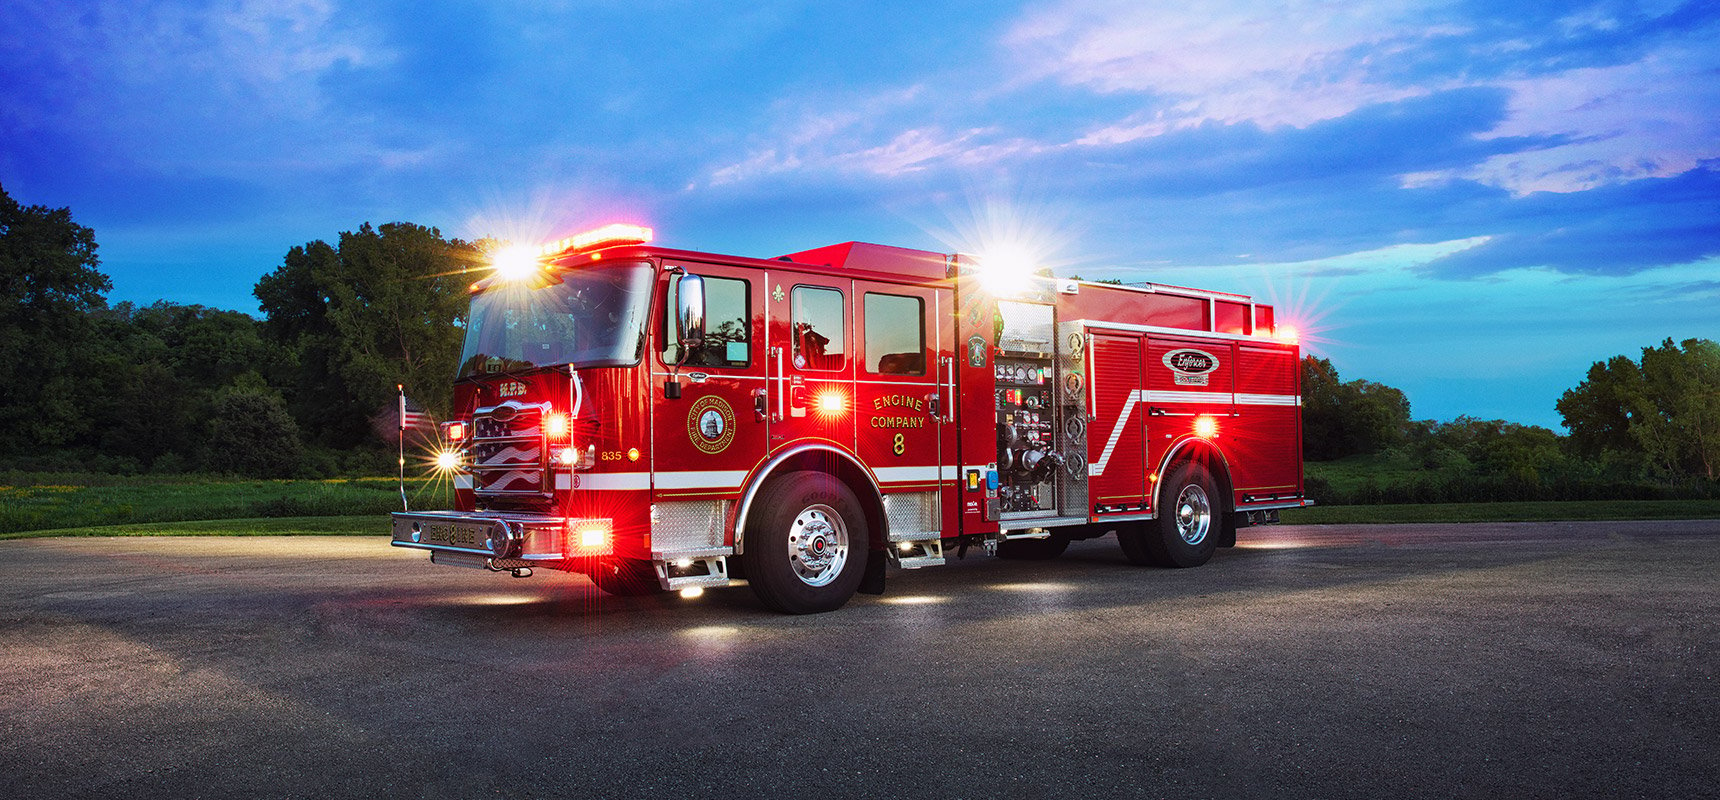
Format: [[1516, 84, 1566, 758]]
[[766, 274, 855, 456], [853, 281, 949, 535], [651, 261, 768, 505]]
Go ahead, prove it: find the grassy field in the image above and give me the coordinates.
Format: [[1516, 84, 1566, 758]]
[[1, 515, 381, 540], [1304, 453, 1436, 494], [0, 472, 453, 537], [1, 472, 1715, 541]]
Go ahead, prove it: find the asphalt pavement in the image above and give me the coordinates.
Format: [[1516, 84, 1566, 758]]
[[2, 520, 1717, 799]]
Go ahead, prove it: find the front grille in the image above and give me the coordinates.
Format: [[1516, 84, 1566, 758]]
[[471, 402, 548, 498]]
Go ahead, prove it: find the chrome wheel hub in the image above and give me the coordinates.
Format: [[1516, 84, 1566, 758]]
[[1174, 484, 1211, 546], [787, 504, 849, 587]]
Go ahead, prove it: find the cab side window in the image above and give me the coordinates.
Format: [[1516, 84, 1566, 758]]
[[863, 292, 924, 375], [663, 274, 750, 368], [791, 286, 845, 371]]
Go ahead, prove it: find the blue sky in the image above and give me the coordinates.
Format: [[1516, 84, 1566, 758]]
[[3, 0, 1716, 428]]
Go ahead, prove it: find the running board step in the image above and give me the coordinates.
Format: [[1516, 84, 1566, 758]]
[[891, 538, 945, 569]]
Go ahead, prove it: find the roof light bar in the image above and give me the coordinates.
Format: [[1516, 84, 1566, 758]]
[[539, 223, 654, 257]]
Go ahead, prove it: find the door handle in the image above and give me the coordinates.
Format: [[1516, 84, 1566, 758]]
[[753, 388, 767, 422]]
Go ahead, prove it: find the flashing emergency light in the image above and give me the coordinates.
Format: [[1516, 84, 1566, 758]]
[[443, 421, 467, 442], [557, 447, 577, 466], [490, 244, 542, 282], [568, 519, 613, 555], [1274, 324, 1300, 343], [974, 243, 1038, 297], [434, 448, 462, 472], [815, 389, 848, 415], [538, 223, 654, 257], [543, 411, 571, 441], [1193, 415, 1219, 439]]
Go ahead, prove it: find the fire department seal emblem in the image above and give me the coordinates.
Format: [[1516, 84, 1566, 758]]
[[687, 396, 736, 454]]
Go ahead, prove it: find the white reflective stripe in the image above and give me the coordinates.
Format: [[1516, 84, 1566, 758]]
[[1145, 390, 1233, 404], [454, 474, 473, 490], [1141, 391, 1299, 406], [873, 466, 943, 482], [1090, 390, 1145, 477], [941, 465, 959, 480], [655, 470, 750, 490], [1090, 390, 1300, 475], [1237, 393, 1301, 406], [578, 473, 651, 490]]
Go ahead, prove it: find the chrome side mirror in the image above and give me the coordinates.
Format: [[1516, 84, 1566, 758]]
[[675, 273, 706, 364]]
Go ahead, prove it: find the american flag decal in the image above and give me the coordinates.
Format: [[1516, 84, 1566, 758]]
[[471, 402, 548, 497]]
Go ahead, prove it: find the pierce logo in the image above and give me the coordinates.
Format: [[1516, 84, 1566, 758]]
[[1163, 348, 1219, 386]]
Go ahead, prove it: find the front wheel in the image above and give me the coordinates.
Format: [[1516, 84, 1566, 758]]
[[742, 471, 869, 614], [1118, 461, 1223, 568]]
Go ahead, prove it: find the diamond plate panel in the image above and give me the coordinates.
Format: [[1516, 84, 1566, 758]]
[[653, 500, 729, 552], [1055, 320, 1089, 516], [883, 491, 939, 541], [998, 301, 1055, 355]]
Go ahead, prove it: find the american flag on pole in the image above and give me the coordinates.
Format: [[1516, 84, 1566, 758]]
[[399, 390, 435, 431]]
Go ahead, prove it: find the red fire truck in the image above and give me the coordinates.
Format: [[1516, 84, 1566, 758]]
[[391, 223, 1305, 613]]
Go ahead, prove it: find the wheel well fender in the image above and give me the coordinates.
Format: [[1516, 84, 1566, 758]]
[[733, 445, 885, 555], [1156, 437, 1235, 513]]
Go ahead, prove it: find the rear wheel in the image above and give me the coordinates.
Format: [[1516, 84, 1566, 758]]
[[996, 535, 1070, 560], [742, 471, 869, 614], [1118, 461, 1223, 568]]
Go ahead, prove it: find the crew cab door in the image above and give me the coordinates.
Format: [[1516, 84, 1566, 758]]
[[853, 280, 951, 537], [651, 261, 767, 507], [765, 274, 855, 456]]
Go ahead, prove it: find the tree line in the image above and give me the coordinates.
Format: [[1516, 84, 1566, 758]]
[[2, 185, 475, 476], [3, 184, 1716, 495], [1302, 344, 1720, 504]]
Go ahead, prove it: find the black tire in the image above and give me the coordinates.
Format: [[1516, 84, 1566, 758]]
[[996, 535, 1070, 560], [742, 471, 869, 614], [1118, 461, 1223, 568], [591, 557, 664, 596]]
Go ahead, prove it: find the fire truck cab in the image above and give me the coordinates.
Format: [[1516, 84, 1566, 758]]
[[391, 224, 1305, 613]]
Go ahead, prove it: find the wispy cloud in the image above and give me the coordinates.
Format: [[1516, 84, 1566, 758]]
[[1, 0, 397, 177], [1404, 39, 1720, 194], [1008, 0, 1720, 196], [1005, 0, 1455, 131]]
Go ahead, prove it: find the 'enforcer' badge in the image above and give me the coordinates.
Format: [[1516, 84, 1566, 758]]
[[687, 396, 737, 454], [1162, 348, 1220, 386]]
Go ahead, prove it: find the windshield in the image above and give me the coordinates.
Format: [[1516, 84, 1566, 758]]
[[458, 260, 654, 377]]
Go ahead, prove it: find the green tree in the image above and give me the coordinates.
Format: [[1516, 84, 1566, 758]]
[[205, 380, 305, 477], [91, 302, 287, 470], [1300, 356, 1410, 460], [0, 184, 110, 453], [1426, 416, 1568, 482], [1558, 338, 1720, 480], [255, 222, 479, 448]]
